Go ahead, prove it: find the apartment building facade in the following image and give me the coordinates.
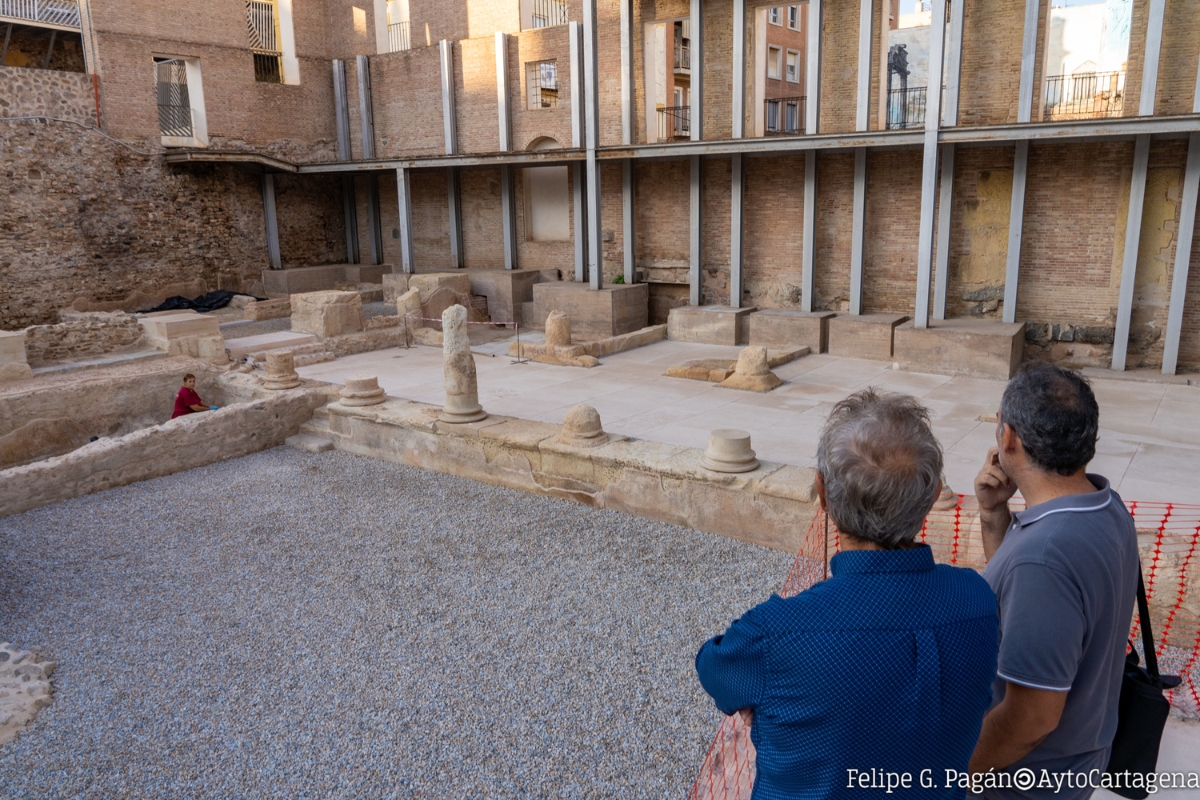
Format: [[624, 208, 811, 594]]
[[2, 0, 1199, 373]]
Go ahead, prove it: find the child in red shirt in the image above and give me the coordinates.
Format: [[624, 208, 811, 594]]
[[172, 373, 217, 418]]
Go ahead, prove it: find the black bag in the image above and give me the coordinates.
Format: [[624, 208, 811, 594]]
[[1104, 569, 1181, 799]]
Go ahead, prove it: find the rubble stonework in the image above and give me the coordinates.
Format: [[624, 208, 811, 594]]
[[23, 312, 145, 366], [0, 641, 55, 746]]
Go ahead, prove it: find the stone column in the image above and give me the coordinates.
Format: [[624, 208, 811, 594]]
[[263, 350, 301, 390], [545, 311, 572, 347], [439, 304, 488, 424], [339, 375, 385, 406]]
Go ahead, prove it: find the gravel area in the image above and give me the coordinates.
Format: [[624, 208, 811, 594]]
[[219, 316, 293, 339], [362, 301, 397, 319], [0, 448, 791, 798]]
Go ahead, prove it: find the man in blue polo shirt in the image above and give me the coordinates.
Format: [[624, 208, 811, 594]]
[[969, 363, 1139, 799], [696, 389, 999, 799]]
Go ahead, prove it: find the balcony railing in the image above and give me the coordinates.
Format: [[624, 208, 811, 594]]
[[0, 0, 80, 28], [657, 105, 691, 140], [1044, 71, 1125, 121], [674, 41, 690, 71], [388, 20, 410, 53], [886, 86, 926, 130], [765, 96, 805, 135], [531, 0, 567, 28], [156, 59, 193, 139]]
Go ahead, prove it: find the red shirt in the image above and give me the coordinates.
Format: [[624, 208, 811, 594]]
[[173, 386, 203, 419]]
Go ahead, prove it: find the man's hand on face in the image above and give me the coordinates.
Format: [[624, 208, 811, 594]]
[[976, 447, 1017, 514]]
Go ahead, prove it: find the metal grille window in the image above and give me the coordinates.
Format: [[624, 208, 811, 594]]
[[886, 86, 927, 129], [245, 0, 283, 83], [765, 96, 804, 135], [657, 105, 690, 140], [0, 0, 81, 27], [388, 20, 410, 52], [526, 60, 558, 109], [531, 0, 567, 28], [1044, 72, 1125, 120], [155, 59, 193, 139]]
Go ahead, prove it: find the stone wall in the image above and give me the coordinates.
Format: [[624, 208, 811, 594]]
[[23, 311, 145, 366], [0, 66, 97, 123], [1, 32, 86, 73]]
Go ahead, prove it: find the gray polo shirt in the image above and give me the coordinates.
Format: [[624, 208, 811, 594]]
[[982, 475, 1139, 800]]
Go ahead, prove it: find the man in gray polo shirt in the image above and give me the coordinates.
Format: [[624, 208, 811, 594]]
[[968, 363, 1139, 799]]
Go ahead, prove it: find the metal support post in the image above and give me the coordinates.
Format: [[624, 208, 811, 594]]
[[262, 173, 282, 270], [855, 0, 872, 132], [501, 165, 518, 270], [366, 173, 383, 265], [1002, 140, 1030, 324], [690, 155, 703, 306], [944, 0, 964, 125], [622, 159, 636, 284], [732, 0, 745, 139], [447, 168, 463, 269], [1162, 132, 1200, 374], [1017, 0, 1041, 124], [689, 0, 703, 141], [1112, 135, 1151, 370], [620, 0, 634, 145], [341, 175, 360, 265], [496, 32, 511, 152], [801, 150, 817, 312], [730, 154, 744, 308], [356, 54, 376, 159], [42, 31, 56, 69], [933, 143, 955, 320], [332, 60, 352, 160], [805, 0, 822, 135], [913, 0, 946, 328], [395, 168, 414, 274], [1139, 0, 1166, 117], [570, 21, 587, 282], [0, 24, 12, 67], [573, 163, 587, 283], [584, 0, 602, 289], [849, 148, 867, 315], [439, 39, 457, 155]]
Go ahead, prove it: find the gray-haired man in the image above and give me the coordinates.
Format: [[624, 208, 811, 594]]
[[969, 362, 1139, 799]]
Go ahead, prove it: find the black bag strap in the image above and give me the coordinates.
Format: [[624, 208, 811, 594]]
[[1135, 568, 1162, 686]]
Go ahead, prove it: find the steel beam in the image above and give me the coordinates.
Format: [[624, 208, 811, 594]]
[[621, 0, 634, 145], [584, 0, 602, 289], [730, 154, 744, 308], [933, 143, 955, 320], [690, 155, 702, 306], [395, 168, 414, 274], [501, 165, 517, 270], [1002, 140, 1030, 324], [944, 0, 964, 126], [1, 24, 12, 67], [42, 30, 55, 70], [914, 0, 947, 328], [341, 175, 360, 264], [1139, 0, 1166, 117], [496, 32, 511, 152], [805, 0, 821, 135], [801, 150, 817, 313], [366, 173, 384, 265], [1162, 131, 1200, 374], [690, 0, 703, 141], [356, 54, 376, 159], [332, 61, 352, 160], [623, 159, 636, 283], [855, 0, 872, 132], [733, 0, 745, 139], [447, 167, 463, 268], [439, 39, 457, 155], [1112, 135, 1151, 370], [1016, 0, 1041, 124], [262, 173, 282, 270], [849, 148, 867, 315]]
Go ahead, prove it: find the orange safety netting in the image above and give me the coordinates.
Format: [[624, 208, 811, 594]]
[[687, 496, 1200, 800]]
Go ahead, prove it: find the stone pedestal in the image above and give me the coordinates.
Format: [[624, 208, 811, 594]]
[[137, 310, 227, 362], [701, 429, 760, 473], [667, 305, 757, 346], [718, 346, 783, 392], [439, 305, 488, 424], [556, 405, 610, 448], [894, 319, 1026, 379], [748, 309, 836, 354], [545, 311, 572, 347], [263, 350, 301, 390], [530, 283, 648, 339], [339, 375, 386, 406], [827, 313, 909, 360], [0, 330, 32, 382], [290, 290, 363, 337]]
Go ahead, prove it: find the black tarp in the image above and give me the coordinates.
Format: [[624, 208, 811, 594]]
[[139, 291, 262, 314]]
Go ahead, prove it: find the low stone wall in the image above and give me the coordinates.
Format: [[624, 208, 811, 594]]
[[0, 388, 326, 517], [23, 312, 145, 366], [322, 399, 819, 553]]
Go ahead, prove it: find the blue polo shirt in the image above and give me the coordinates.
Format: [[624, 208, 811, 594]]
[[696, 545, 999, 800]]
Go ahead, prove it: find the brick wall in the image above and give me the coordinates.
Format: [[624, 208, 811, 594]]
[[1178, 199, 1200, 371], [599, 161, 626, 282], [1154, 0, 1200, 116], [24, 312, 144, 366], [862, 149, 921, 315], [635, 158, 690, 273], [743, 153, 806, 309], [701, 156, 731, 305], [461, 167, 506, 268], [813, 151, 854, 311], [958, 0, 1027, 126], [457, 37, 501, 155], [510, 26, 574, 151], [513, 166, 574, 271], [701, 0, 733, 142], [945, 145, 1016, 319], [372, 46, 446, 158], [818, 0, 860, 134], [411, 169, 455, 269]]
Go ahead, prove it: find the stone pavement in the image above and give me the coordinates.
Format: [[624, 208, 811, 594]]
[[296, 339, 1200, 505]]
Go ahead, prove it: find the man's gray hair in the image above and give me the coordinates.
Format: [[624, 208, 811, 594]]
[[816, 389, 944, 548]]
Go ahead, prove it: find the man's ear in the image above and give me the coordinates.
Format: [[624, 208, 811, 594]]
[[815, 471, 827, 510]]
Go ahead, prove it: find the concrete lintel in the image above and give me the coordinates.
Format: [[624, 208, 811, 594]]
[[262, 173, 282, 270], [801, 150, 817, 313], [439, 39, 457, 156], [1002, 140, 1030, 324], [622, 159, 636, 284], [849, 148, 867, 315], [1112, 135, 1152, 371], [690, 155, 702, 306], [1162, 131, 1200, 374], [730, 154, 745, 308], [395, 167, 414, 274], [356, 54, 376, 160]]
